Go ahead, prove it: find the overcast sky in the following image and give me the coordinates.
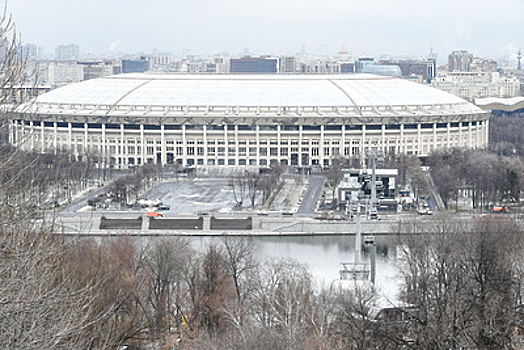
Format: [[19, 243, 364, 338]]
[[8, 0, 524, 62]]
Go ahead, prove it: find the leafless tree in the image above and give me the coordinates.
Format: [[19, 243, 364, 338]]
[[326, 157, 345, 204], [245, 172, 262, 208], [229, 173, 247, 208], [143, 237, 194, 342], [394, 215, 524, 349]]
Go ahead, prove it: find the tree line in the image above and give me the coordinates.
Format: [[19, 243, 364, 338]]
[[428, 148, 524, 211], [4, 214, 524, 349]]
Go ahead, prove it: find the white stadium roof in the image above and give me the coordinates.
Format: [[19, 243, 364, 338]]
[[25, 74, 485, 118]]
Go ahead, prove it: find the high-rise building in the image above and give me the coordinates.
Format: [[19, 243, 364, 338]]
[[230, 56, 278, 73], [448, 50, 473, 72], [21, 43, 42, 59], [55, 44, 80, 60], [122, 57, 149, 73], [280, 56, 296, 73]]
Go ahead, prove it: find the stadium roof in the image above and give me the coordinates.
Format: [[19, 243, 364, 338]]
[[24, 74, 485, 118], [475, 96, 524, 112]]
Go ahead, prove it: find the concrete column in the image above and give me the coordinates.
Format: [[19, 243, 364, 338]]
[[361, 125, 366, 166], [319, 125, 325, 165], [29, 120, 34, 149], [53, 122, 58, 153], [468, 122, 472, 148], [102, 124, 107, 166], [235, 125, 239, 165], [417, 124, 422, 156], [277, 125, 281, 164], [160, 124, 165, 165], [433, 123, 437, 154], [484, 119, 489, 147], [299, 125, 304, 166], [381, 124, 386, 155], [459, 122, 462, 147], [256, 125, 260, 165], [84, 123, 89, 160], [447, 123, 451, 150], [68, 122, 73, 155], [399, 124, 404, 154], [224, 125, 228, 165], [120, 124, 125, 166], [203, 125, 208, 164], [140, 124, 145, 165]]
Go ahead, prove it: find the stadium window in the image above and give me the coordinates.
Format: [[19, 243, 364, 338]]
[[144, 124, 161, 130], [302, 125, 321, 131], [324, 125, 342, 131], [238, 125, 255, 131], [385, 124, 400, 130], [186, 125, 203, 130]]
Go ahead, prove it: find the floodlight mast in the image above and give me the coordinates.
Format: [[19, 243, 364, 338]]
[[355, 203, 361, 264]]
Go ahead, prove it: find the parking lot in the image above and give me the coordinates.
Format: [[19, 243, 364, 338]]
[[144, 179, 253, 215]]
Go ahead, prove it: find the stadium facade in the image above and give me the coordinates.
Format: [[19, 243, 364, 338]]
[[11, 74, 490, 168]]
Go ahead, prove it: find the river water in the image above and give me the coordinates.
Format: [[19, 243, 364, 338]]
[[82, 233, 403, 304], [190, 235, 403, 303]]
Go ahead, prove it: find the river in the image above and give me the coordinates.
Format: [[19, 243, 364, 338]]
[[190, 235, 403, 303]]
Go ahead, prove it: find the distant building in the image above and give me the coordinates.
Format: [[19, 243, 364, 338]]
[[470, 58, 498, 72], [355, 57, 401, 77], [448, 50, 473, 72], [355, 57, 375, 73], [280, 56, 296, 73], [230, 56, 278, 73], [300, 59, 341, 74], [78, 61, 116, 81], [341, 63, 355, 74], [384, 59, 436, 83], [122, 57, 149, 73], [21, 43, 42, 59], [55, 44, 80, 61], [150, 53, 174, 70], [48, 63, 84, 85], [432, 71, 521, 101]]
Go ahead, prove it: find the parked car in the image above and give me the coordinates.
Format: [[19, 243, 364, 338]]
[[157, 204, 170, 210]]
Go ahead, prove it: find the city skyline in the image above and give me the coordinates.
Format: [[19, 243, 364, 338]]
[[9, 0, 524, 62]]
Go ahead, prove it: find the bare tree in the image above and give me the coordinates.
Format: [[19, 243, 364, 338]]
[[229, 173, 247, 208], [143, 237, 194, 342], [394, 215, 524, 349], [326, 157, 344, 204], [245, 172, 262, 208]]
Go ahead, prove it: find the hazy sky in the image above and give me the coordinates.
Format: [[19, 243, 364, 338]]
[[8, 0, 524, 62]]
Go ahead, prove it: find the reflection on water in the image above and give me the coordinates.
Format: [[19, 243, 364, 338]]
[[191, 235, 402, 302], [80, 234, 403, 303]]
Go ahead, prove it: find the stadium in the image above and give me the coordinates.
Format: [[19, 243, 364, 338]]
[[10, 74, 490, 168]]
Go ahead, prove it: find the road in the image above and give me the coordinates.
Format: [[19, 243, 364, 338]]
[[297, 174, 325, 215]]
